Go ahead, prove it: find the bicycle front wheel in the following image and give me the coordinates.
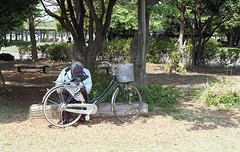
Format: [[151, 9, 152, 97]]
[[112, 84, 142, 122], [43, 86, 81, 127]]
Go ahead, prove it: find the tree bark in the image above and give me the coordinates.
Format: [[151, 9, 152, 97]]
[[178, 5, 186, 64], [29, 9, 38, 62], [130, 0, 148, 87]]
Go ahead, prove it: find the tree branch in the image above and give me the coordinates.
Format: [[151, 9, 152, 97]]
[[100, 0, 105, 22], [103, 0, 116, 35], [85, 0, 102, 29], [67, 0, 81, 36]]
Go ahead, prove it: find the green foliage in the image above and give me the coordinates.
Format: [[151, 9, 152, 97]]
[[147, 3, 178, 16], [38, 43, 72, 61], [0, 0, 38, 47], [147, 38, 177, 63], [0, 38, 10, 48], [88, 64, 114, 102], [110, 0, 138, 34], [147, 3, 179, 33], [202, 38, 221, 65], [0, 40, 31, 50], [99, 39, 132, 61], [18, 45, 31, 60], [11, 40, 31, 47], [216, 48, 240, 67], [147, 39, 163, 63], [138, 84, 182, 111], [37, 44, 50, 55], [169, 51, 180, 71], [195, 78, 240, 108], [0, 53, 14, 61], [206, 92, 239, 107], [148, 38, 187, 72]]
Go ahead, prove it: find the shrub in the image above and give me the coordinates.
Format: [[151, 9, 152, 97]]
[[88, 63, 114, 102], [39, 43, 72, 61], [37, 44, 50, 55], [10, 40, 31, 47], [0, 39, 10, 48], [206, 92, 239, 107], [147, 38, 178, 63], [138, 84, 182, 111], [99, 39, 131, 62], [18, 45, 31, 60], [195, 78, 240, 108], [216, 48, 240, 67], [202, 38, 220, 65], [0, 53, 14, 61], [147, 39, 163, 63], [228, 48, 240, 66]]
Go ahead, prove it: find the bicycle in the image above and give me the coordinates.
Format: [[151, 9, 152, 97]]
[[42, 61, 142, 128]]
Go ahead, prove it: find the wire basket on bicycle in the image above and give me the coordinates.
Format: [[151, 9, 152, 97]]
[[115, 63, 134, 83]]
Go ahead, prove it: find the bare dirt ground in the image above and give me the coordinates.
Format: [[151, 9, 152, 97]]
[[0, 60, 240, 152]]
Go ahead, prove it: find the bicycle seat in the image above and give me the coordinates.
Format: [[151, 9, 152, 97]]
[[73, 75, 89, 82]]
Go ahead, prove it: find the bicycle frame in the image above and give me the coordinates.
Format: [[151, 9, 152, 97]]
[[90, 75, 118, 105]]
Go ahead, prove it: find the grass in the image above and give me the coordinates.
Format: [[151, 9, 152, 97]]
[[1, 46, 19, 52], [0, 97, 27, 123]]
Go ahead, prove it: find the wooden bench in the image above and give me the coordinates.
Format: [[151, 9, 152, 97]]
[[14, 64, 49, 73]]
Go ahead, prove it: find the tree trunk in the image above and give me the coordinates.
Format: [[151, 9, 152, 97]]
[[72, 35, 103, 69], [191, 28, 197, 66], [0, 70, 11, 92], [178, 5, 186, 64], [130, 0, 148, 87], [228, 32, 234, 47], [72, 43, 85, 64], [29, 9, 38, 62], [236, 36, 240, 46]]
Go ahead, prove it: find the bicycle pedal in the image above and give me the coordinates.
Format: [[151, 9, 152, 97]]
[[85, 115, 90, 121]]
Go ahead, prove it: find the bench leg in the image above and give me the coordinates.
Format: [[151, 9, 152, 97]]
[[17, 67, 21, 72], [43, 67, 46, 73]]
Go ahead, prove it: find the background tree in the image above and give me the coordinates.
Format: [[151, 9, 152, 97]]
[[130, 0, 159, 86], [41, 0, 116, 67], [218, 14, 240, 47], [0, 0, 38, 91], [28, 5, 41, 62], [185, 0, 239, 66], [0, 0, 38, 49]]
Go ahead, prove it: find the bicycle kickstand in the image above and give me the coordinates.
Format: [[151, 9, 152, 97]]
[[85, 107, 95, 121]]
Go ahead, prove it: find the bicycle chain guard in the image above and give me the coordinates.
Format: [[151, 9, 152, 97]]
[[63, 103, 98, 115]]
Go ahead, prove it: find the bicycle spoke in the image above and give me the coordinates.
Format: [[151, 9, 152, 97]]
[[43, 86, 81, 127], [112, 84, 142, 122]]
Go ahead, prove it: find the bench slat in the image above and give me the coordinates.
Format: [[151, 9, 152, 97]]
[[14, 64, 49, 73], [15, 64, 49, 68]]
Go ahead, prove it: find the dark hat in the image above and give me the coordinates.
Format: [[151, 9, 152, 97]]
[[73, 64, 83, 76]]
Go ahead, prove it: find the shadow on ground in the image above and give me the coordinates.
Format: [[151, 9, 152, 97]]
[[152, 103, 240, 131]]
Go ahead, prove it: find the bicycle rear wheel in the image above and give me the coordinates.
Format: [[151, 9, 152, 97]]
[[43, 86, 81, 127], [112, 84, 142, 122]]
